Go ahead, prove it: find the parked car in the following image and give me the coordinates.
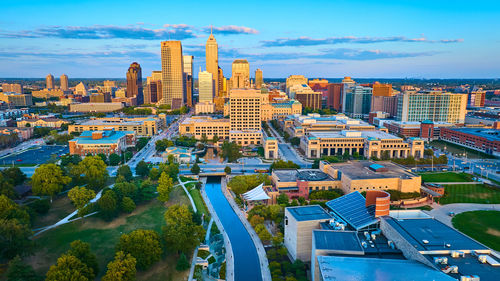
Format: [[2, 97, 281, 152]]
[[448, 212, 455, 217]]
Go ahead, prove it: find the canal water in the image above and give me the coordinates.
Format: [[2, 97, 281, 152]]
[[205, 176, 262, 281]]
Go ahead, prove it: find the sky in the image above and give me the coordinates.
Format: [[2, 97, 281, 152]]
[[1, 0, 499, 79]]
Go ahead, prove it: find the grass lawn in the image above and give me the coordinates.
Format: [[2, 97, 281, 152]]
[[419, 172, 473, 183], [189, 188, 210, 218], [185, 182, 199, 189], [26, 186, 191, 280], [32, 195, 75, 229], [179, 176, 195, 182], [452, 211, 500, 251], [430, 140, 497, 159], [439, 184, 500, 204]]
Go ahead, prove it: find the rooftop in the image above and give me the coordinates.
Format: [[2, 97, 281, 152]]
[[286, 205, 331, 222], [313, 230, 363, 253], [273, 169, 334, 183], [326, 191, 378, 230], [447, 127, 500, 142], [73, 130, 134, 144], [317, 256, 456, 281], [327, 160, 419, 180]]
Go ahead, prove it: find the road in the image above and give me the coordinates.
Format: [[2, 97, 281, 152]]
[[266, 121, 311, 167], [427, 203, 500, 227], [0, 137, 45, 158]]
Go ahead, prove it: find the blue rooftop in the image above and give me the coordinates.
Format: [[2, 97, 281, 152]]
[[369, 163, 385, 170], [74, 130, 134, 144], [287, 205, 331, 222], [326, 191, 378, 230]]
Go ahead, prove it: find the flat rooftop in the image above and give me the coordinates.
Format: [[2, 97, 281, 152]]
[[309, 130, 401, 140], [383, 217, 488, 252], [317, 256, 456, 281], [447, 128, 500, 142], [328, 161, 418, 180], [273, 169, 334, 183], [313, 230, 363, 253], [286, 205, 331, 222], [427, 254, 500, 281]]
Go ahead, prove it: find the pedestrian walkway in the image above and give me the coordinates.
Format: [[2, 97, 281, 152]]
[[428, 181, 483, 185], [177, 176, 198, 213]]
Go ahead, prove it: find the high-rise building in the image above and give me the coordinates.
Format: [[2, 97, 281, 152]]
[[1, 83, 23, 94], [145, 71, 162, 104], [396, 91, 468, 124], [126, 62, 143, 105], [160, 41, 185, 107], [286, 75, 308, 93], [198, 69, 214, 103], [341, 76, 356, 113], [372, 82, 393, 97], [103, 80, 116, 94], [229, 89, 262, 145], [327, 83, 343, 111], [46, 74, 54, 90], [217, 67, 224, 96], [230, 59, 250, 89], [75, 82, 88, 96], [183, 55, 194, 107], [468, 91, 485, 107], [255, 68, 263, 89], [343, 85, 373, 118], [206, 30, 219, 97], [60, 74, 69, 91]]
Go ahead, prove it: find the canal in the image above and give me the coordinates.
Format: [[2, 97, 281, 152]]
[[205, 176, 262, 281]]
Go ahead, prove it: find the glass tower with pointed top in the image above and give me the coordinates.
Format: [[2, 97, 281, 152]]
[[205, 28, 219, 98]]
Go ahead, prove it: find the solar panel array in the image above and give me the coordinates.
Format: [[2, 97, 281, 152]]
[[326, 191, 378, 230]]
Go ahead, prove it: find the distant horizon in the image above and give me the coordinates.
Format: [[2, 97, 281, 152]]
[[1, 77, 499, 81]]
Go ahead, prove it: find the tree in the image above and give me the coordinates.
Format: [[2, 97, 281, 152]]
[[31, 163, 70, 201], [117, 229, 163, 270], [108, 153, 121, 166], [102, 251, 136, 281], [176, 252, 190, 271], [290, 137, 300, 146], [255, 224, 272, 242], [68, 186, 95, 210], [381, 150, 390, 160], [224, 166, 231, 174], [212, 135, 219, 144], [97, 153, 108, 164], [227, 174, 271, 195], [155, 139, 167, 152], [7, 255, 42, 281], [135, 160, 150, 178], [157, 172, 173, 202], [149, 167, 160, 181], [221, 141, 241, 162], [66, 240, 98, 276], [45, 254, 94, 281], [72, 156, 108, 191], [0, 219, 33, 259], [424, 148, 434, 157], [201, 134, 208, 144], [270, 160, 300, 171], [135, 137, 149, 151], [160, 162, 179, 179], [277, 193, 289, 205], [0, 173, 16, 199], [98, 190, 118, 220], [117, 165, 133, 182], [125, 151, 133, 162], [167, 154, 175, 164], [60, 154, 82, 167], [121, 197, 136, 213], [162, 204, 205, 253], [0, 195, 30, 225], [191, 163, 200, 175], [2, 167, 27, 186]]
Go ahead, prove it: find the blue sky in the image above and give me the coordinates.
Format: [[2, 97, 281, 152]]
[[1, 0, 499, 78]]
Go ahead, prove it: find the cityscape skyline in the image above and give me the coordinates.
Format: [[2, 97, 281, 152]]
[[1, 0, 499, 78]]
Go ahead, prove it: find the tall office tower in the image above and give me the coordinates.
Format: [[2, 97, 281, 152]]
[[183, 55, 194, 107], [396, 91, 468, 124], [126, 62, 143, 105], [60, 74, 69, 91], [370, 82, 397, 115], [229, 89, 262, 145], [206, 30, 219, 97], [327, 83, 343, 111], [255, 69, 263, 89], [46, 74, 54, 90], [341, 76, 356, 113], [343, 85, 373, 118], [468, 91, 485, 107], [285, 75, 308, 94], [160, 41, 185, 107], [145, 71, 162, 104], [217, 67, 224, 96], [198, 69, 214, 103], [103, 80, 116, 94], [1, 83, 23, 94], [230, 59, 250, 89]]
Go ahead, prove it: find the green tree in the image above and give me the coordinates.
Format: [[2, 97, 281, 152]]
[[212, 135, 219, 143], [424, 148, 434, 157], [98, 190, 118, 220], [121, 197, 136, 213], [66, 240, 98, 276], [72, 156, 108, 191], [117, 165, 133, 182], [176, 252, 190, 271], [381, 150, 390, 160], [201, 134, 208, 144], [167, 154, 175, 164], [191, 163, 201, 175], [117, 229, 163, 270], [108, 153, 121, 166], [135, 137, 149, 151], [0, 173, 16, 199], [160, 162, 180, 179], [227, 174, 271, 195], [135, 160, 150, 178], [45, 254, 94, 281], [221, 141, 241, 162], [277, 193, 289, 205], [270, 160, 300, 171], [0, 219, 33, 259], [155, 139, 167, 152], [224, 166, 231, 174], [68, 186, 95, 210], [0, 195, 30, 225], [2, 166, 27, 186], [255, 224, 272, 242], [31, 163, 70, 201], [7, 255, 42, 281], [97, 153, 108, 164], [125, 151, 133, 162], [162, 204, 205, 253], [290, 137, 300, 146], [157, 172, 173, 202], [102, 251, 136, 281], [60, 154, 82, 167], [149, 167, 160, 181]]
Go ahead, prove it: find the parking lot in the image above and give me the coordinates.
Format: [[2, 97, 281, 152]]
[[0, 145, 69, 165]]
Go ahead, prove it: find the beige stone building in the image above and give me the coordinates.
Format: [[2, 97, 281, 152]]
[[17, 118, 68, 128], [264, 137, 279, 159], [195, 101, 216, 114], [31, 89, 65, 99], [230, 60, 250, 89], [228, 89, 262, 145], [261, 100, 302, 121], [69, 102, 124, 112], [283, 114, 375, 139], [0, 92, 32, 106], [286, 75, 308, 92], [69, 117, 162, 137], [2, 83, 23, 94], [160, 41, 185, 106], [179, 116, 230, 140]]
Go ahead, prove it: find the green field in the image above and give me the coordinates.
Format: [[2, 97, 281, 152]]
[[419, 172, 473, 183], [439, 184, 500, 205], [189, 188, 210, 219], [452, 211, 500, 251], [26, 186, 191, 280], [430, 140, 497, 159]]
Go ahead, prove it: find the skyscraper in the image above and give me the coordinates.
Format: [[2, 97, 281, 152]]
[[60, 74, 68, 91], [160, 41, 185, 107], [327, 83, 343, 111], [206, 29, 219, 97], [229, 89, 262, 146], [183, 55, 194, 107], [230, 59, 250, 89], [145, 71, 162, 104], [46, 74, 54, 90], [126, 62, 143, 105], [255, 68, 263, 89], [217, 67, 224, 96], [343, 85, 373, 118], [198, 69, 214, 103]]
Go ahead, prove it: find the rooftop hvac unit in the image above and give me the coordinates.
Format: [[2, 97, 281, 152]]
[[441, 265, 458, 274], [434, 257, 448, 265], [388, 240, 395, 249], [422, 239, 429, 244], [364, 231, 370, 240], [478, 255, 487, 263], [361, 241, 368, 248], [329, 219, 335, 226], [460, 275, 480, 281], [451, 251, 465, 258], [371, 234, 376, 241]]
